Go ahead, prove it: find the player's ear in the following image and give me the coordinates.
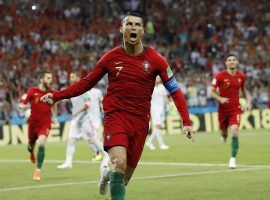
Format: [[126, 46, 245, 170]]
[[142, 27, 145, 35]]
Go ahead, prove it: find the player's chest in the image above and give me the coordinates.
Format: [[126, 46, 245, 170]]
[[221, 76, 242, 89], [107, 58, 155, 81], [31, 91, 48, 105]]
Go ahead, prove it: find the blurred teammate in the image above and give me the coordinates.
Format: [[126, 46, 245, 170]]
[[211, 53, 251, 169], [41, 12, 194, 200], [19, 70, 57, 181], [57, 72, 108, 169], [146, 76, 170, 150]]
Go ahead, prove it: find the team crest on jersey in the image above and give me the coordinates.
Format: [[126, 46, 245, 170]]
[[142, 60, 151, 74], [238, 78, 242, 83]]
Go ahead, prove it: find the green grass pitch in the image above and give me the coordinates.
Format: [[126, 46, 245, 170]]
[[0, 129, 270, 200]]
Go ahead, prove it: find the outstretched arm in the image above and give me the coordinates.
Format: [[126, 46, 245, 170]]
[[54, 66, 106, 102], [41, 64, 106, 104]]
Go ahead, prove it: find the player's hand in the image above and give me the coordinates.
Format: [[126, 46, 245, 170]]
[[182, 126, 195, 142], [40, 93, 54, 104], [19, 103, 26, 110], [219, 97, 229, 104]]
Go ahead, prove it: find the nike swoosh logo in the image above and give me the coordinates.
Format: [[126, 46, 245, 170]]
[[115, 62, 123, 65]]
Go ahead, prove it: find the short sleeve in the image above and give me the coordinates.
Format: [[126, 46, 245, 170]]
[[211, 74, 220, 89]]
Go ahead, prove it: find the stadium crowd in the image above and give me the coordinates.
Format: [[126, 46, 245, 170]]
[[0, 0, 269, 124]]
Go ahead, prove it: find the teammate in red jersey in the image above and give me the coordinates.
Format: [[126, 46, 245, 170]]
[[211, 53, 251, 169], [19, 70, 57, 181], [41, 12, 194, 199]]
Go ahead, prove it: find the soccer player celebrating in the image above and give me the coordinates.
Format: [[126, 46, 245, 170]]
[[211, 53, 251, 169], [57, 72, 109, 169], [41, 12, 194, 200], [19, 70, 57, 181]]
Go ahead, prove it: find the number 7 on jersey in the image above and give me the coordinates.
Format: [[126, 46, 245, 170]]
[[116, 66, 123, 78]]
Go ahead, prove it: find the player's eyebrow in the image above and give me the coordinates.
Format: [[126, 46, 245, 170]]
[[125, 21, 142, 26]]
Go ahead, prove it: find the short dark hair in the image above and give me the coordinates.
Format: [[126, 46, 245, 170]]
[[122, 12, 144, 25], [38, 70, 51, 79], [126, 12, 143, 19], [224, 53, 238, 62]]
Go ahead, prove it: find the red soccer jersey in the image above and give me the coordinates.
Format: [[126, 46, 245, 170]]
[[211, 70, 246, 112], [21, 87, 54, 125], [54, 46, 191, 126]]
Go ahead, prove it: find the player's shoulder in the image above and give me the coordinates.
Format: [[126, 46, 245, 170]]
[[214, 70, 226, 79], [97, 46, 122, 63], [103, 46, 122, 57], [146, 46, 164, 59], [237, 70, 246, 78], [30, 87, 39, 90], [145, 45, 168, 67], [27, 87, 38, 93]]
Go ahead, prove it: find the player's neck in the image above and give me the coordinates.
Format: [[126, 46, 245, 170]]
[[123, 42, 144, 56], [38, 84, 47, 91], [227, 68, 237, 76]]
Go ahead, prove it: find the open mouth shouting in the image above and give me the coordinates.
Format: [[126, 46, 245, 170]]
[[130, 33, 137, 42]]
